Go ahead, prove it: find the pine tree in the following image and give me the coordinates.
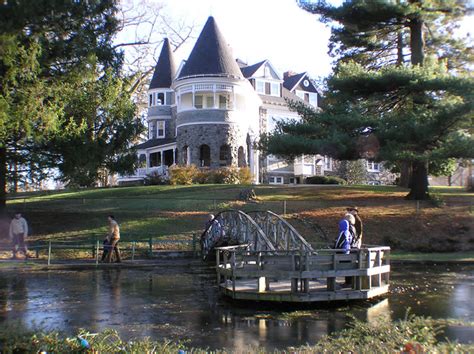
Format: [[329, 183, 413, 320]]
[[265, 0, 474, 199], [337, 160, 368, 185], [0, 1, 144, 208]]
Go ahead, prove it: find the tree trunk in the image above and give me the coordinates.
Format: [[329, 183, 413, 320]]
[[397, 29, 404, 66], [409, 8, 424, 66], [0, 146, 6, 214], [399, 161, 412, 188], [406, 160, 429, 200]]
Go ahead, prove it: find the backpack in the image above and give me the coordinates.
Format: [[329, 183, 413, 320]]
[[334, 231, 347, 249]]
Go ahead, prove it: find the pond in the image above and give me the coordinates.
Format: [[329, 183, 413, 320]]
[[0, 261, 472, 351]]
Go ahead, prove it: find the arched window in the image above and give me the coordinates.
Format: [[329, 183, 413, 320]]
[[238, 147, 246, 167], [199, 144, 211, 167], [182, 145, 189, 165], [219, 145, 231, 166]]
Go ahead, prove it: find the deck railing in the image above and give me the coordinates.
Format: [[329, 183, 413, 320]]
[[215, 245, 390, 302]]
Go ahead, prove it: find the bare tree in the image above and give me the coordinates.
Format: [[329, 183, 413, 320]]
[[115, 0, 196, 109]]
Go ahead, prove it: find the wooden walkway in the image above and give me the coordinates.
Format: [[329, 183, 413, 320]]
[[215, 245, 390, 303]]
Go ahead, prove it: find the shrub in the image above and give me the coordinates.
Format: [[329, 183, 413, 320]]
[[336, 160, 368, 185], [193, 168, 215, 184], [169, 165, 198, 185], [213, 167, 241, 184], [193, 167, 252, 185], [305, 175, 346, 185], [238, 167, 253, 184], [144, 171, 169, 185]]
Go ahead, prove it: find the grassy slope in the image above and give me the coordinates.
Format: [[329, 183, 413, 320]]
[[2, 185, 473, 254]]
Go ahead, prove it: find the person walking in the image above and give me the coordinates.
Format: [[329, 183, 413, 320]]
[[103, 215, 121, 263], [9, 212, 29, 259]]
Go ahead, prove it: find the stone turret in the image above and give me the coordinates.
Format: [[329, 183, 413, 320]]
[[147, 38, 176, 141], [173, 17, 260, 172]]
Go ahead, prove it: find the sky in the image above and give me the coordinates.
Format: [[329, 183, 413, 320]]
[[120, 0, 337, 79], [117, 0, 473, 81]]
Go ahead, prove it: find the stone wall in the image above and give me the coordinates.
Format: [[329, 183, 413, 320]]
[[177, 123, 248, 168]]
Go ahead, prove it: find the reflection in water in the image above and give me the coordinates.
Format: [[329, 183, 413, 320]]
[[0, 262, 472, 351]]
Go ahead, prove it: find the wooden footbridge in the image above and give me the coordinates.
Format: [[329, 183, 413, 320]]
[[201, 210, 390, 303]]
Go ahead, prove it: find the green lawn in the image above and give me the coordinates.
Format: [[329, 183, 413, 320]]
[[391, 251, 474, 262], [4, 184, 473, 256]]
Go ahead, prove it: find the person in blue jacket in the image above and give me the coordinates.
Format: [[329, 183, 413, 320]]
[[335, 214, 355, 254]]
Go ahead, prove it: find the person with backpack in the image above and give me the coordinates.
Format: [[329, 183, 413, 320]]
[[335, 213, 357, 288], [334, 213, 356, 254]]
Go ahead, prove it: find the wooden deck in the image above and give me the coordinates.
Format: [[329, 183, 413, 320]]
[[215, 245, 390, 303]]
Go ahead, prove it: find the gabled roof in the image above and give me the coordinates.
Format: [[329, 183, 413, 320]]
[[283, 72, 306, 91], [177, 16, 243, 80], [259, 87, 306, 106], [240, 60, 266, 78], [149, 38, 176, 89], [283, 72, 320, 94]]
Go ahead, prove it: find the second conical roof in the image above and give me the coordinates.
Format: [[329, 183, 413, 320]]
[[178, 16, 243, 80], [149, 38, 176, 89]]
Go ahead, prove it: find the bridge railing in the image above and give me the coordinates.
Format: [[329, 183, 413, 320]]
[[215, 245, 390, 297], [246, 210, 314, 252]]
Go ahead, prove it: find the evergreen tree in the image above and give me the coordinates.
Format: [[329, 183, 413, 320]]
[[0, 1, 144, 208], [337, 160, 368, 185], [265, 0, 473, 199], [49, 69, 143, 187]]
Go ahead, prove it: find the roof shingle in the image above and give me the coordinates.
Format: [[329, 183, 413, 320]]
[[177, 17, 243, 80], [149, 38, 177, 89]]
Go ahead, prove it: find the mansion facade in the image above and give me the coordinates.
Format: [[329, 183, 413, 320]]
[[119, 16, 391, 185]]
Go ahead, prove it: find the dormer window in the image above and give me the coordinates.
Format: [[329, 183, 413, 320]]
[[256, 81, 265, 94]]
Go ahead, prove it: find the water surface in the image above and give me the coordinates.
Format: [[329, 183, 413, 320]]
[[0, 261, 472, 351]]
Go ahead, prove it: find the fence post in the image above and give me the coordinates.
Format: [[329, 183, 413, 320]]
[[149, 237, 153, 257], [95, 240, 99, 265], [47, 241, 51, 266], [283, 200, 287, 215], [416, 200, 420, 214], [192, 233, 197, 257], [132, 241, 136, 261]]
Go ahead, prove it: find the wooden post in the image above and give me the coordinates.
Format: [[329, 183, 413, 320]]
[[216, 249, 221, 284], [283, 200, 287, 215], [132, 241, 136, 261], [95, 240, 99, 265], [149, 237, 153, 257], [231, 251, 236, 297], [47, 241, 51, 266], [192, 233, 197, 257]]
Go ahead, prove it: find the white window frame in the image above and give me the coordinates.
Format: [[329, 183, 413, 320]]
[[269, 176, 284, 185], [157, 121, 165, 138], [367, 160, 380, 172], [149, 121, 156, 139], [256, 80, 265, 94], [324, 156, 332, 171], [271, 82, 280, 96]]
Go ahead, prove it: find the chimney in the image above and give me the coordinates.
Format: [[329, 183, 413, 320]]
[[284, 70, 297, 80]]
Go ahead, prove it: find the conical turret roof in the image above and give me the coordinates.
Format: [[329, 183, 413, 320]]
[[177, 16, 243, 80], [149, 38, 176, 89]]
